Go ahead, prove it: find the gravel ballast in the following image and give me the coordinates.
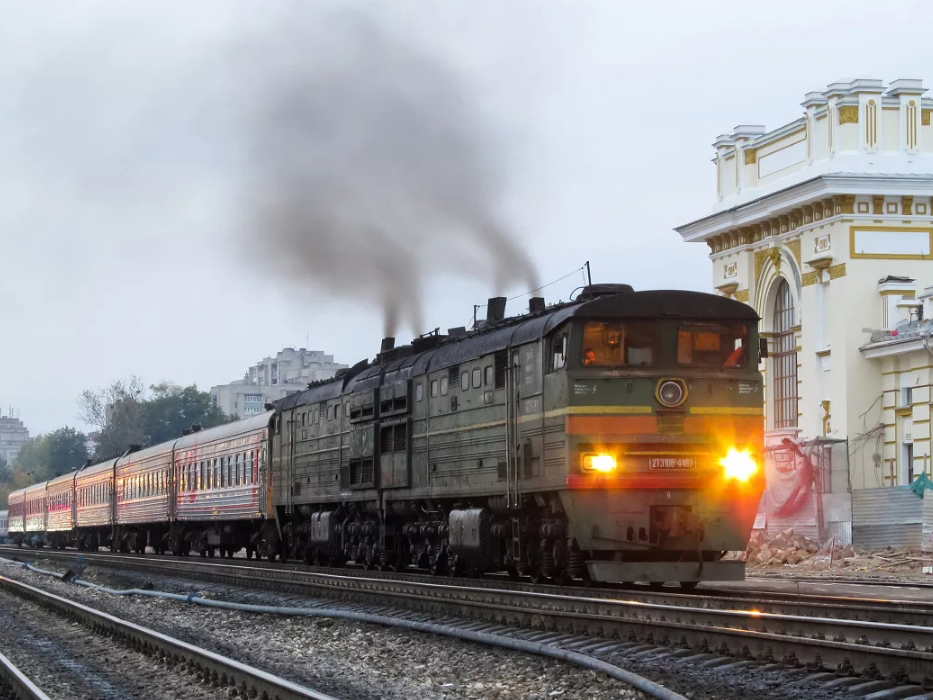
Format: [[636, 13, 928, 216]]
[[0, 587, 234, 700], [0, 559, 650, 700]]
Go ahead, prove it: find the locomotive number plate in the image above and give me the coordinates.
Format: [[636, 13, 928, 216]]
[[649, 457, 695, 470]]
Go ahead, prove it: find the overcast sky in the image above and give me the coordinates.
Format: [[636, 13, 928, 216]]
[[3, 0, 933, 435]]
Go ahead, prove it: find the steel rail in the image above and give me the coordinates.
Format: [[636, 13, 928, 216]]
[[6, 548, 933, 684], [6, 546, 933, 626], [0, 650, 51, 700], [0, 575, 337, 700]]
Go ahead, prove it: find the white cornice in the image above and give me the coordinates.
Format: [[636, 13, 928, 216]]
[[677, 173, 933, 242], [861, 337, 928, 358]]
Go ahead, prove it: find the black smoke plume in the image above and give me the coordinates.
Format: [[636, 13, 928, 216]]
[[241, 10, 539, 337]]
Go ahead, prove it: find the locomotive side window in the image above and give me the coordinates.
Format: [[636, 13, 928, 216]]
[[484, 366, 493, 385], [461, 371, 470, 391], [440, 376, 449, 396], [472, 367, 481, 388], [581, 321, 657, 367], [677, 322, 748, 368], [416, 383, 424, 402], [550, 334, 568, 371], [430, 380, 438, 398]]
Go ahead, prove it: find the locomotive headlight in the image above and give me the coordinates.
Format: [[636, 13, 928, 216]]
[[656, 379, 687, 408], [719, 448, 757, 482], [582, 453, 617, 472]]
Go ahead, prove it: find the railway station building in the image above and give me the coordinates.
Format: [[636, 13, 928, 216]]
[[677, 78, 933, 548]]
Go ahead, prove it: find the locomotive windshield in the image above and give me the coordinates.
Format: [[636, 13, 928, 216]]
[[581, 321, 657, 367], [677, 321, 748, 368]]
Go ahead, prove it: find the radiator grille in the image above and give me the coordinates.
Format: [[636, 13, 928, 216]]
[[657, 412, 685, 434]]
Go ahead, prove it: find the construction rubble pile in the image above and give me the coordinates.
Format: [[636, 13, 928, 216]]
[[744, 529, 933, 572]]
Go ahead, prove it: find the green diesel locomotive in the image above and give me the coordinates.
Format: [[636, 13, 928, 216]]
[[271, 283, 766, 588]]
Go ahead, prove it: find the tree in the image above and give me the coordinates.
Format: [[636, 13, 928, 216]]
[[10, 427, 88, 481], [13, 436, 50, 481], [45, 427, 89, 477], [77, 378, 234, 459], [0, 454, 9, 483], [142, 383, 233, 446], [78, 377, 145, 461]]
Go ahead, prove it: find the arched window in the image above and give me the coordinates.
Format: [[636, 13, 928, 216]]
[[772, 279, 798, 428]]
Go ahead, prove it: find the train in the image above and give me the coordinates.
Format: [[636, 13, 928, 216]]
[[7, 284, 766, 588], [0, 509, 7, 544]]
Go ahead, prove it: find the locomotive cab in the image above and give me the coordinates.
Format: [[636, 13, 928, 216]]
[[545, 291, 765, 585]]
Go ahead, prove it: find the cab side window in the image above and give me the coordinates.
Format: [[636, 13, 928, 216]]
[[550, 333, 568, 371]]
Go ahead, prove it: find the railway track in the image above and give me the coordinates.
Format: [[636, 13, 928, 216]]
[[0, 573, 337, 700], [0, 649, 50, 700], [5, 547, 933, 693]]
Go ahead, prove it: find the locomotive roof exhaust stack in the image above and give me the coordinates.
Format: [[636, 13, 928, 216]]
[[486, 297, 506, 323], [181, 429, 191, 436], [191, 424, 202, 433], [381, 337, 396, 352], [529, 297, 545, 314]]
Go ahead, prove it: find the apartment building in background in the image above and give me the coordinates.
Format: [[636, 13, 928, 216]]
[[211, 347, 348, 419]]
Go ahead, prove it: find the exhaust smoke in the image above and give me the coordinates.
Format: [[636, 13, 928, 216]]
[[240, 10, 539, 337]]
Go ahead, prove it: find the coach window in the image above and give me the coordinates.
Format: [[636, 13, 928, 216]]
[[249, 451, 255, 484]]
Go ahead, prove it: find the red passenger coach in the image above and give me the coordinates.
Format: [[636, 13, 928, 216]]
[[24, 482, 48, 545], [7, 488, 25, 545], [115, 443, 175, 554], [46, 472, 76, 548], [75, 458, 118, 551], [170, 412, 273, 559]]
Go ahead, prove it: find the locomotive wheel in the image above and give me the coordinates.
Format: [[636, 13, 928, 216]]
[[208, 548, 215, 558], [551, 570, 572, 586], [200, 549, 207, 558], [648, 581, 665, 590], [679, 581, 699, 591], [429, 554, 447, 576], [446, 555, 463, 578], [528, 567, 547, 585]]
